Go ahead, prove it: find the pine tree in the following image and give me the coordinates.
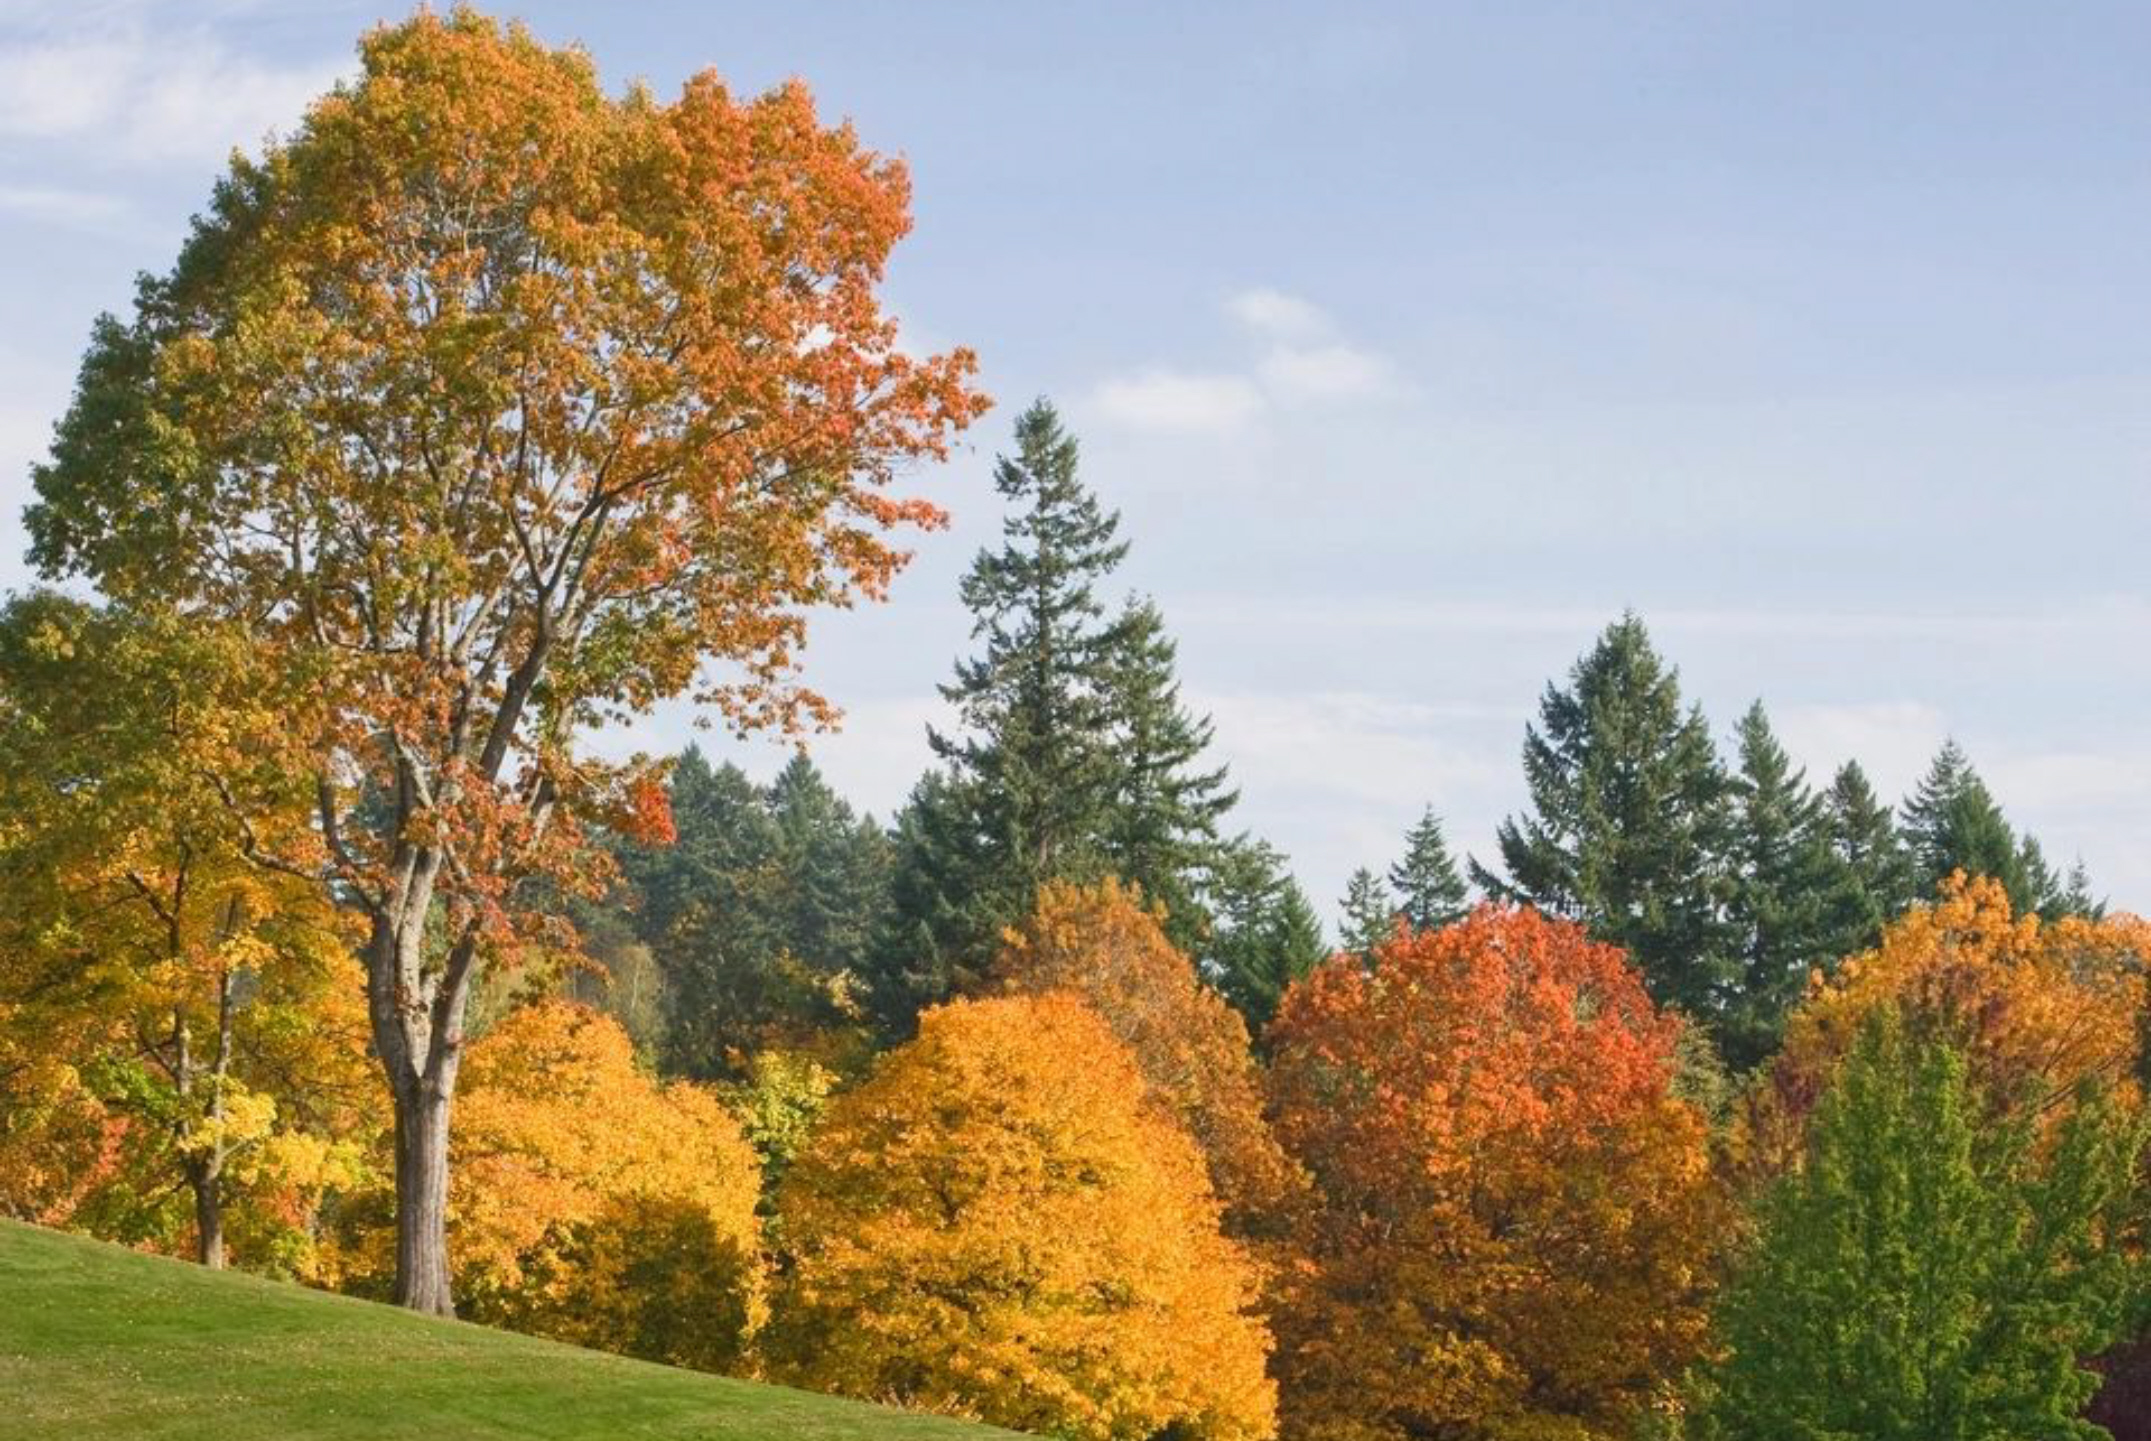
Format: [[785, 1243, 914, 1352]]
[[1705, 1016, 2141, 1439], [1205, 837, 1329, 1034], [1471, 614, 1736, 1027], [1337, 867, 1395, 957], [870, 770, 988, 1035], [1096, 596, 1236, 952], [765, 752, 890, 993], [1900, 742, 2038, 911], [884, 400, 1129, 997], [1388, 808, 1469, 933], [1720, 702, 1852, 1069], [1821, 760, 1916, 952]]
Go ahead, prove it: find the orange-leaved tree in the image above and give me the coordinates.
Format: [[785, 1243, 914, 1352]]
[[27, 8, 984, 1312], [1267, 905, 1722, 1441], [0, 594, 372, 1270], [766, 993, 1277, 1441], [993, 877, 1307, 1241], [1739, 872, 2150, 1175], [325, 1001, 765, 1371]]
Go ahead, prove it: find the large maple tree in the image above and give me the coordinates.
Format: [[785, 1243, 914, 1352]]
[[28, 8, 984, 1312]]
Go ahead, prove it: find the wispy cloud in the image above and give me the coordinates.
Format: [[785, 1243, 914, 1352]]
[[0, 184, 131, 228], [0, 10, 345, 172], [1090, 368, 1266, 434], [1086, 286, 1402, 432]]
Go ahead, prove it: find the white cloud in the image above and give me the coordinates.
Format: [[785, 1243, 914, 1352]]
[[0, 22, 344, 171], [1226, 287, 1331, 341], [1772, 701, 1948, 796], [1258, 340, 1398, 400], [1088, 368, 1266, 434]]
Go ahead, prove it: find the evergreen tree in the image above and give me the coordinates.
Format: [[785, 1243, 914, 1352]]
[[1822, 759, 1916, 952], [1721, 702, 1853, 1070], [882, 400, 1129, 995], [1337, 866, 1395, 957], [1704, 1016, 2142, 1439], [1206, 837, 1328, 1033], [1900, 741, 2053, 914], [1388, 807, 1470, 932], [873, 401, 1238, 1029], [1471, 614, 1736, 1028], [1097, 596, 1236, 952], [765, 751, 891, 996]]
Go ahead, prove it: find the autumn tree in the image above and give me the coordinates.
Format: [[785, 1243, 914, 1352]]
[[1737, 874, 2150, 1177], [1268, 905, 1723, 1441], [767, 994, 1276, 1441], [1473, 614, 1737, 1033], [1389, 808, 1470, 932], [0, 594, 369, 1270], [325, 1001, 765, 1371], [993, 879, 1306, 1240], [1703, 1015, 2143, 1441], [27, 9, 983, 1312]]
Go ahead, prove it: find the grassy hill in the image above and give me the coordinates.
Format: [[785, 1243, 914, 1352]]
[[0, 1220, 1018, 1440]]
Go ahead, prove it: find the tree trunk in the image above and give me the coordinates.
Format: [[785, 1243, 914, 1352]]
[[191, 1165, 225, 1270], [391, 1076, 455, 1316]]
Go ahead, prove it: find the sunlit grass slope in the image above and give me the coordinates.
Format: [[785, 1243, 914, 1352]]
[[0, 1220, 1018, 1441]]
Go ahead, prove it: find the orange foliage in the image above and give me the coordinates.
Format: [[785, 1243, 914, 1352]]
[[327, 1002, 765, 1370], [1267, 905, 1722, 1441], [994, 878, 1308, 1240], [768, 994, 1276, 1441], [1740, 873, 2150, 1173]]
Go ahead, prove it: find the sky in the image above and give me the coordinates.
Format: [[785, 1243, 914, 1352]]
[[2, 1, 2147, 918]]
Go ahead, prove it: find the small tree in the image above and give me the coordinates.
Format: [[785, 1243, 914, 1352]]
[[767, 994, 1276, 1441], [1388, 808, 1469, 932], [28, 9, 983, 1312], [1705, 1014, 2143, 1440]]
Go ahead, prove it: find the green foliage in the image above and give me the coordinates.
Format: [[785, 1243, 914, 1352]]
[[1388, 808, 1470, 933], [616, 748, 883, 1078], [872, 401, 1235, 1031], [1719, 702, 1858, 1069], [1897, 740, 2091, 920], [1205, 837, 1328, 1033], [1474, 614, 1738, 1032], [1337, 866, 1395, 957], [1702, 1015, 2144, 1441], [1821, 759, 1918, 951]]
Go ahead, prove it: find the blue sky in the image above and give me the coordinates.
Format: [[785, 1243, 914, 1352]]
[[3, 1, 2147, 916]]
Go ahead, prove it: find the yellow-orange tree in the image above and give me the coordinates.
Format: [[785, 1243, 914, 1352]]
[[1739, 873, 2150, 1174], [27, 8, 984, 1313], [0, 594, 371, 1270], [993, 878, 1307, 1240], [766, 994, 1276, 1441], [325, 1001, 765, 1372], [1267, 905, 1722, 1441]]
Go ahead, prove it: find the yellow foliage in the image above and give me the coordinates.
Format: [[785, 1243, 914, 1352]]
[[994, 878, 1309, 1241], [327, 1001, 765, 1371], [767, 993, 1277, 1441], [1740, 874, 2151, 1173]]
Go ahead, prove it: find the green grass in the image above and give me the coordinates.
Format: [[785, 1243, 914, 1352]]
[[0, 1220, 1018, 1440]]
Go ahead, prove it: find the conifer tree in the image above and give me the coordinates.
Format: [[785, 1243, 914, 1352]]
[[1472, 614, 1736, 1028], [1337, 867, 1396, 957], [874, 402, 1237, 1028], [1206, 837, 1328, 1033], [1097, 596, 1236, 952], [1821, 760, 1916, 951], [1720, 703, 1851, 1069], [1388, 808, 1470, 932], [1899, 741, 2050, 913]]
